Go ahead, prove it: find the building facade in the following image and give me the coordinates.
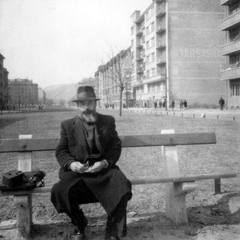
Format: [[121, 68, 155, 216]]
[[0, 54, 9, 109], [131, 0, 226, 108], [38, 87, 47, 105], [220, 0, 240, 108], [8, 79, 38, 109], [95, 48, 132, 108]]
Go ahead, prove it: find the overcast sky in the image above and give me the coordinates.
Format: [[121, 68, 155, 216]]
[[0, 0, 152, 89]]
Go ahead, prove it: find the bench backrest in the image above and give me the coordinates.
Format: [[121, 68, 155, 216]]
[[0, 132, 216, 153]]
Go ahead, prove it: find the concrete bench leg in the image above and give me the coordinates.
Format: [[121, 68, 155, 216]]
[[15, 135, 33, 239], [165, 182, 196, 225], [14, 195, 32, 240], [161, 130, 197, 225]]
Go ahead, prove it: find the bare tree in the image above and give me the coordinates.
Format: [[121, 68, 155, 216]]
[[98, 47, 132, 116]]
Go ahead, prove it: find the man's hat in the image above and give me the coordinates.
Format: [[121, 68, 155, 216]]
[[72, 86, 100, 102]]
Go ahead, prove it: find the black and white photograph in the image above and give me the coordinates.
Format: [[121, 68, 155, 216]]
[[1, 0, 240, 239]]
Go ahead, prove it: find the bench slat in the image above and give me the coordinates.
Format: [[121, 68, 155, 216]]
[[0, 173, 236, 197], [0, 132, 216, 153]]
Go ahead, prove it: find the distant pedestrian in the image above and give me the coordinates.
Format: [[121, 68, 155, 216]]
[[219, 97, 225, 110], [180, 100, 183, 110], [154, 101, 157, 109], [159, 101, 162, 108], [183, 100, 187, 109], [170, 100, 175, 110]]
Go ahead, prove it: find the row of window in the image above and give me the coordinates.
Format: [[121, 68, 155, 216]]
[[148, 82, 165, 93], [146, 5, 154, 20], [146, 52, 155, 64], [231, 84, 240, 96], [146, 68, 155, 78], [135, 81, 165, 95]]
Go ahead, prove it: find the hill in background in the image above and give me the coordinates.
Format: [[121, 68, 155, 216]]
[[43, 83, 77, 103]]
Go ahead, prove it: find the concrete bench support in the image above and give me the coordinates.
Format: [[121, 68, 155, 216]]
[[14, 135, 33, 239], [162, 130, 197, 225]]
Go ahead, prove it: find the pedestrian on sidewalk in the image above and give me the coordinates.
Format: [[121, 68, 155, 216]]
[[219, 97, 225, 110]]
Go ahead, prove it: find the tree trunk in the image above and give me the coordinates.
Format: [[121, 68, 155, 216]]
[[119, 88, 123, 116]]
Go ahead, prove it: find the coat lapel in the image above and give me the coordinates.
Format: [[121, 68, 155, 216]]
[[70, 116, 88, 147]]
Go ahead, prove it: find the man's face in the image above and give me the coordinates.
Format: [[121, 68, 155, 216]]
[[77, 100, 97, 123]]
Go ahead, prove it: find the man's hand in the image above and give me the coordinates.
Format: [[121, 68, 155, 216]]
[[69, 161, 89, 173], [85, 160, 107, 173]]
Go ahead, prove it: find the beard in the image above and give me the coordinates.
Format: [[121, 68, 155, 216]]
[[81, 111, 97, 124]]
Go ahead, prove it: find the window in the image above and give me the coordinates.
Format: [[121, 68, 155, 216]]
[[148, 82, 160, 92], [229, 29, 240, 42], [152, 37, 155, 47], [151, 6, 154, 16], [152, 68, 155, 76], [229, 2, 240, 15], [231, 84, 240, 96], [151, 22, 155, 32], [146, 55, 149, 63], [146, 11, 149, 20], [131, 40, 133, 48], [147, 70, 150, 77], [131, 26, 134, 35], [146, 40, 149, 49], [148, 53, 155, 63], [146, 26, 149, 35]]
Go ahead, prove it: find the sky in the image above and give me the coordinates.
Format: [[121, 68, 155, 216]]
[[0, 0, 152, 89]]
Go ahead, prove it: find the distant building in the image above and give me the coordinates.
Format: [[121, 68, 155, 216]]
[[0, 53, 9, 109], [38, 87, 46, 105], [95, 48, 132, 108], [130, 0, 226, 108], [220, 0, 240, 108], [8, 79, 38, 109]]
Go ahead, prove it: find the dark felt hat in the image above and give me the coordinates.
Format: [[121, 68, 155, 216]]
[[72, 86, 100, 102]]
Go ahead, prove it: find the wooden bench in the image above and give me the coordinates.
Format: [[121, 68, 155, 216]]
[[0, 132, 237, 239]]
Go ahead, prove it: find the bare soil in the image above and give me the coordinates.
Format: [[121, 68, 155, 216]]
[[0, 107, 240, 240]]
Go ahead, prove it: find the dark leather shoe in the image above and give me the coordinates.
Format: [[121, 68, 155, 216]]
[[70, 232, 86, 240], [71, 217, 88, 240]]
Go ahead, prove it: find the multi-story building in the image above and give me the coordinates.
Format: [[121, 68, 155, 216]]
[[0, 54, 9, 109], [95, 65, 104, 108], [95, 48, 132, 108], [131, 0, 226, 108], [38, 87, 47, 105], [8, 79, 38, 109], [220, 0, 240, 108]]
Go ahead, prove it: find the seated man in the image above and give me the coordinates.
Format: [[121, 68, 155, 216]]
[[51, 86, 132, 240]]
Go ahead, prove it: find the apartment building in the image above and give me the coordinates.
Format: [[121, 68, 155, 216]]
[[220, 0, 240, 108], [0, 54, 9, 109], [8, 79, 38, 109], [131, 0, 226, 108]]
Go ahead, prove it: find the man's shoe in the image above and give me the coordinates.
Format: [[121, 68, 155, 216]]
[[71, 217, 88, 240], [70, 232, 86, 240]]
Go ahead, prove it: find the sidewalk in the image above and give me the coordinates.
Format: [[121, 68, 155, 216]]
[[119, 107, 240, 122]]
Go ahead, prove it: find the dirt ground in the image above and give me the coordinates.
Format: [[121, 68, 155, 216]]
[[0, 107, 240, 240]]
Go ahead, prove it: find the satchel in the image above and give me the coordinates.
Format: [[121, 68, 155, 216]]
[[0, 170, 46, 192]]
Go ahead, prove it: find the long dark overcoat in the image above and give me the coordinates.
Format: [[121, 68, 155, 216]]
[[51, 113, 132, 215]]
